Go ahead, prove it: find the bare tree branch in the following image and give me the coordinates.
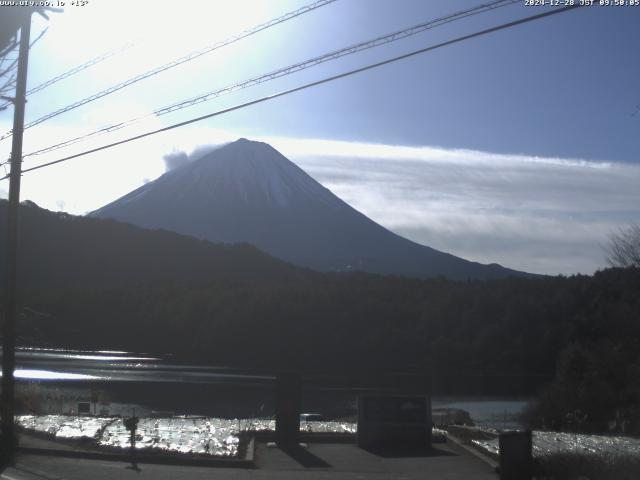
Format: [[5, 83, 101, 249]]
[[0, 56, 19, 78], [0, 41, 18, 58], [605, 224, 640, 268], [0, 21, 47, 99], [29, 26, 47, 49], [0, 34, 19, 98]]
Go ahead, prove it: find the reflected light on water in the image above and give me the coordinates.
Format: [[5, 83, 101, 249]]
[[1, 369, 101, 380], [58, 354, 159, 361]]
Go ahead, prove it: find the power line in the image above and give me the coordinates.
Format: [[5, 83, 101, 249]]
[[0, 0, 337, 142], [1, 40, 139, 112], [0, 3, 583, 183], [29, 41, 134, 96], [0, 27, 48, 111], [22, 0, 519, 159]]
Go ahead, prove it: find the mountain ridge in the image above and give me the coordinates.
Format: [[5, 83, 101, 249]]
[[0, 199, 303, 290], [92, 138, 527, 280]]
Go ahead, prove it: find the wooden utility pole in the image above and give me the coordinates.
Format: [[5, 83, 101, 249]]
[[2, 11, 32, 460]]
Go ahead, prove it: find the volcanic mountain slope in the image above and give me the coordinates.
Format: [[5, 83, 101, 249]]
[[92, 138, 525, 280]]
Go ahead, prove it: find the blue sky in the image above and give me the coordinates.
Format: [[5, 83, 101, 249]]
[[0, 0, 638, 275]]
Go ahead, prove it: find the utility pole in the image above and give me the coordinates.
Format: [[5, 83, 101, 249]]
[[2, 11, 32, 461]]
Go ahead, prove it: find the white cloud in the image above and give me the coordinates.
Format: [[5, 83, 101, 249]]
[[264, 137, 640, 275]]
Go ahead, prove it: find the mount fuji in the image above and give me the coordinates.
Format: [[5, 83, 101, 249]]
[[91, 138, 524, 280]]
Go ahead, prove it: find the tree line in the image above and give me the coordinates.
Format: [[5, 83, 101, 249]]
[[2, 201, 639, 434]]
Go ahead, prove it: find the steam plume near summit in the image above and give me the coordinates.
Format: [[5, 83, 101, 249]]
[[162, 144, 223, 172]]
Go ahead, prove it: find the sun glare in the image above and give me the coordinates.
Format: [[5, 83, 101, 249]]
[[40, 0, 283, 64]]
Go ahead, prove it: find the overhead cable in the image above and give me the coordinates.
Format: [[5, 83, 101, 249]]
[[0, 3, 582, 182], [0, 0, 337, 141], [23, 0, 519, 159]]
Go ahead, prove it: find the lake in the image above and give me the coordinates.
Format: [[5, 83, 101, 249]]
[[432, 397, 530, 430], [6, 347, 531, 426]]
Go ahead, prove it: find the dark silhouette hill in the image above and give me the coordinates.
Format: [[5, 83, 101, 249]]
[[92, 138, 526, 280], [0, 199, 302, 289]]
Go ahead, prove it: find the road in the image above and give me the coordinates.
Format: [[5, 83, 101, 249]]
[[1, 442, 497, 480]]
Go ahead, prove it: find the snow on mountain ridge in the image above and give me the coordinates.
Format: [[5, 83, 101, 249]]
[[91, 138, 526, 280], [156, 138, 340, 210]]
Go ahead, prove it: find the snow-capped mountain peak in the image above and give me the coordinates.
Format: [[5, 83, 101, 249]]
[[91, 138, 523, 280]]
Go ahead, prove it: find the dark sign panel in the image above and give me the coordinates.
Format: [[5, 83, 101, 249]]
[[363, 396, 427, 423]]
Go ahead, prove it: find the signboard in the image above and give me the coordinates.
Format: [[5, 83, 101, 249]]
[[363, 396, 427, 423], [357, 395, 431, 450]]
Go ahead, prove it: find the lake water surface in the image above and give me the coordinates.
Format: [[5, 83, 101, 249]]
[[432, 398, 530, 430], [9, 347, 531, 428]]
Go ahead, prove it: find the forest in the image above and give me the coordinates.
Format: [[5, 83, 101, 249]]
[[1, 200, 639, 434]]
